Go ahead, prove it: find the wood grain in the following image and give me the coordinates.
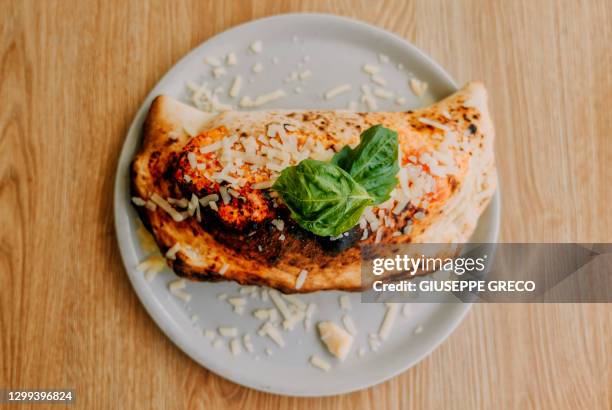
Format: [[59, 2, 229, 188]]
[[1, 0, 610, 409]]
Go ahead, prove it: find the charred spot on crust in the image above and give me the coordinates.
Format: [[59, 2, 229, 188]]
[[316, 226, 361, 253], [448, 175, 459, 193], [468, 124, 478, 134], [148, 151, 162, 179]]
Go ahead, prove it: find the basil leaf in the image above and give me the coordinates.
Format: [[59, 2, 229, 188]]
[[332, 124, 399, 204], [330, 145, 353, 170], [272, 159, 373, 237]]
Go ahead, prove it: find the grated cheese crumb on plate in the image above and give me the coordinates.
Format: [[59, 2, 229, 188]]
[[410, 77, 428, 97], [168, 279, 191, 302], [299, 70, 311, 80], [226, 52, 237, 66], [360, 84, 378, 110], [137, 254, 165, 279], [414, 324, 424, 334], [240, 89, 286, 107], [239, 286, 258, 295], [318, 321, 354, 360], [362, 64, 379, 75], [342, 314, 357, 336], [229, 75, 242, 98], [402, 304, 411, 317], [371, 75, 387, 86], [168, 278, 185, 291], [218, 326, 238, 337], [253, 309, 269, 320], [260, 322, 285, 347], [230, 338, 242, 356], [203, 329, 216, 340], [282, 294, 306, 310], [252, 62, 264, 73], [243, 334, 254, 353], [204, 56, 221, 66], [228, 297, 246, 307], [324, 84, 351, 99], [309, 355, 331, 372], [212, 67, 226, 78], [339, 295, 352, 311], [378, 303, 400, 340], [373, 87, 394, 99], [269, 289, 293, 320], [250, 40, 263, 53]]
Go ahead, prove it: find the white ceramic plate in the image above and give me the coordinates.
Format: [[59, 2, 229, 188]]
[[114, 13, 500, 396]]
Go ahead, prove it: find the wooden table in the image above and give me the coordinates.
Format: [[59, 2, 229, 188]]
[[1, 1, 610, 408]]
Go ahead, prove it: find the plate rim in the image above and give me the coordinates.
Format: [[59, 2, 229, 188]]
[[113, 12, 500, 397]]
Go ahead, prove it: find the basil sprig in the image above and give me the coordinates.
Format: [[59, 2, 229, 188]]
[[331, 124, 399, 204], [272, 125, 399, 237]]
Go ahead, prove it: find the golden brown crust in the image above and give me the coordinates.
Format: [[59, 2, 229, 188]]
[[131, 83, 496, 293]]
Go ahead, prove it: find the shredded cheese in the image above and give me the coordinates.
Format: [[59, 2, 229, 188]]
[[226, 52, 237, 66], [318, 321, 353, 360], [218, 326, 238, 337], [339, 295, 352, 311], [243, 334, 254, 353], [168, 279, 191, 302], [410, 78, 428, 97], [418, 117, 451, 132], [150, 193, 185, 222], [269, 289, 292, 320], [260, 322, 285, 347], [229, 75, 242, 98], [309, 355, 331, 372], [299, 70, 312, 80], [362, 64, 379, 75], [165, 243, 181, 260], [250, 40, 263, 53], [230, 338, 242, 356], [373, 87, 394, 99], [324, 84, 351, 99], [378, 303, 400, 340], [342, 314, 357, 336], [295, 269, 308, 289], [219, 263, 230, 275], [131, 197, 146, 206]]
